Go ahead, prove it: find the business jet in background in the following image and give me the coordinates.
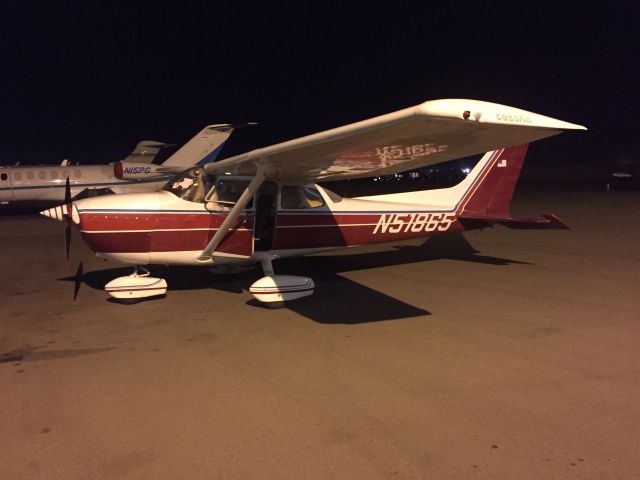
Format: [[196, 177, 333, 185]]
[[0, 123, 241, 206]]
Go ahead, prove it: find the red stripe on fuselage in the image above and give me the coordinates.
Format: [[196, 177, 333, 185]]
[[80, 212, 254, 232], [274, 218, 465, 249], [82, 228, 254, 254], [79, 208, 474, 255]]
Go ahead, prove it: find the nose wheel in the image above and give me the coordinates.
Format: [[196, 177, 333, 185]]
[[104, 265, 167, 303]]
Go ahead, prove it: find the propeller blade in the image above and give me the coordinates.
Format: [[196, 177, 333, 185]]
[[64, 219, 71, 262], [64, 176, 72, 261], [73, 261, 84, 301], [64, 176, 71, 205]]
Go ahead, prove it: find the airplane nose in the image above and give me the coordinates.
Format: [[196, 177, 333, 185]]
[[40, 205, 67, 222], [40, 203, 80, 224]]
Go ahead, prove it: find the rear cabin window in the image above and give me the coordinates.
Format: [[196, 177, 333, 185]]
[[27, 172, 34, 180], [15, 172, 21, 180], [281, 186, 325, 209], [1, 173, 7, 181], [51, 171, 58, 179], [39, 171, 46, 179]]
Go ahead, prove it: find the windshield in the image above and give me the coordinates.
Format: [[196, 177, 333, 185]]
[[163, 168, 215, 203]]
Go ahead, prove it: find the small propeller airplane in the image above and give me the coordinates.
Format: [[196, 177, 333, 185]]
[[0, 123, 243, 205], [41, 99, 586, 307]]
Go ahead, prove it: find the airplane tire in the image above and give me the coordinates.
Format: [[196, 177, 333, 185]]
[[263, 301, 285, 309]]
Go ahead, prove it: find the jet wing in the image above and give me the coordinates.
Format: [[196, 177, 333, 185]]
[[204, 99, 586, 182]]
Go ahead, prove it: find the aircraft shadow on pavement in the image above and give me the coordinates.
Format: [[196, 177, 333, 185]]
[[259, 276, 431, 324], [277, 232, 529, 276], [58, 233, 527, 323], [269, 233, 528, 324]]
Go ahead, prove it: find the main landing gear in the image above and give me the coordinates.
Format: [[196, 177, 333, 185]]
[[248, 256, 315, 309], [104, 266, 168, 302]]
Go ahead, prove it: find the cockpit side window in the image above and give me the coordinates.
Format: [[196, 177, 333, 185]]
[[162, 167, 215, 203], [281, 185, 326, 209], [205, 178, 253, 210]]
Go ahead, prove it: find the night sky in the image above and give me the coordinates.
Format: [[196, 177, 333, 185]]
[[1, 1, 638, 176]]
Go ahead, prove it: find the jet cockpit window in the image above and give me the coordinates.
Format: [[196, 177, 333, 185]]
[[162, 167, 215, 203], [205, 178, 253, 210], [281, 185, 326, 209]]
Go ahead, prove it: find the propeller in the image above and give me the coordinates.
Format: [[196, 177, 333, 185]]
[[40, 176, 77, 260], [64, 176, 72, 261]]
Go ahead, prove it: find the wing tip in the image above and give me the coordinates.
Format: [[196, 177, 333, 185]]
[[417, 98, 587, 132]]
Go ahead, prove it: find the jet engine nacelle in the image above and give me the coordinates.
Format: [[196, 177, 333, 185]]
[[114, 162, 166, 180]]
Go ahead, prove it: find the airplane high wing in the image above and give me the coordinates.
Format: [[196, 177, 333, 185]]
[[204, 99, 586, 182]]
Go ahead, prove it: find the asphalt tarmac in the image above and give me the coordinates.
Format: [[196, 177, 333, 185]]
[[1, 187, 639, 479]]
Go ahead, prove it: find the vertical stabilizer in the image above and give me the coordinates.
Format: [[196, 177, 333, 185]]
[[459, 144, 529, 215], [161, 124, 235, 168]]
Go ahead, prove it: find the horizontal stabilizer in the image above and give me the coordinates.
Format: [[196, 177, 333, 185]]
[[459, 212, 570, 230]]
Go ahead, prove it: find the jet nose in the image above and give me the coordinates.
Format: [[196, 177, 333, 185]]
[[40, 205, 67, 222]]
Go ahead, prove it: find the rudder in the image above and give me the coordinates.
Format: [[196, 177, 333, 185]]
[[460, 143, 528, 216]]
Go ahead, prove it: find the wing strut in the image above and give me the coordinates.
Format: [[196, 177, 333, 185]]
[[196, 169, 266, 264]]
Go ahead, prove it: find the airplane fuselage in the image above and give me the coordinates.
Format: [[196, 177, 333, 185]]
[[69, 185, 470, 267], [0, 164, 170, 203]]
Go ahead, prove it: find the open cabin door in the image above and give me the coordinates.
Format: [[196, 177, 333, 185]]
[[254, 182, 277, 251], [204, 176, 256, 259], [203, 179, 278, 258], [149, 170, 257, 262]]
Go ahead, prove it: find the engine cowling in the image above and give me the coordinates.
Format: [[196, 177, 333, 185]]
[[114, 161, 166, 180]]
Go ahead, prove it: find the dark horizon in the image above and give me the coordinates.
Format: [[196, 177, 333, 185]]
[[1, 2, 637, 172]]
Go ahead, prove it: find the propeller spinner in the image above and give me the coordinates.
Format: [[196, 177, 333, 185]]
[[39, 177, 78, 261]]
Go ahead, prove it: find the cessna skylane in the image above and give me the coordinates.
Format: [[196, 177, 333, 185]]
[[0, 123, 238, 205], [41, 99, 586, 307]]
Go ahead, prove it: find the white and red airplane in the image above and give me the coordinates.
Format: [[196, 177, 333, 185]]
[[0, 124, 238, 205], [41, 99, 585, 306]]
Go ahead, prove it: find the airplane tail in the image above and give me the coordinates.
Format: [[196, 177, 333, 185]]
[[456, 144, 570, 229], [357, 144, 569, 230], [458, 144, 528, 216], [122, 140, 172, 163], [161, 124, 236, 168]]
